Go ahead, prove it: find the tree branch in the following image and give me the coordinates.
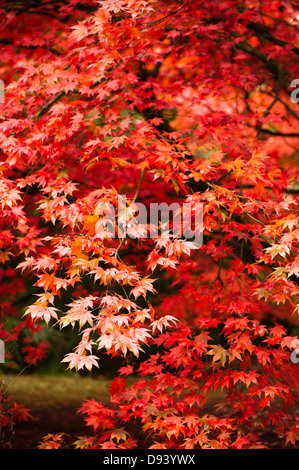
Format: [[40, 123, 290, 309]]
[[258, 129, 299, 137], [247, 21, 299, 56], [234, 40, 289, 91], [0, 38, 62, 56], [35, 91, 66, 120]]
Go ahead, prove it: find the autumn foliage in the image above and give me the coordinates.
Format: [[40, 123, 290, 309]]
[[0, 0, 299, 449]]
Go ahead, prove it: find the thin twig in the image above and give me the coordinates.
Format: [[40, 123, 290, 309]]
[[148, 0, 191, 25]]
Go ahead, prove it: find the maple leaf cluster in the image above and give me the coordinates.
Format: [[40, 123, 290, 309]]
[[0, 0, 298, 449]]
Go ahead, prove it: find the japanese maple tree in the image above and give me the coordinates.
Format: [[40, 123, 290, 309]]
[[0, 0, 298, 449]]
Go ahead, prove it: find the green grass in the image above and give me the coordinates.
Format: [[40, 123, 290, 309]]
[[0, 373, 112, 412]]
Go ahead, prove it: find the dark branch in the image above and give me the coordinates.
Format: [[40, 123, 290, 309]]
[[259, 129, 299, 137], [0, 38, 62, 55], [234, 40, 289, 91], [247, 21, 299, 56], [35, 91, 66, 120]]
